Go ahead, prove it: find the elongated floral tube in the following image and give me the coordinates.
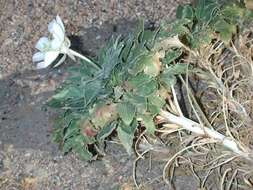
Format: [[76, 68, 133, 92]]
[[68, 49, 101, 70], [160, 110, 249, 156]]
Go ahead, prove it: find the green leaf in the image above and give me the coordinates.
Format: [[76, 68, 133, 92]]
[[68, 59, 99, 80], [47, 98, 62, 108], [83, 80, 102, 107], [120, 20, 157, 77], [136, 80, 158, 97], [97, 121, 117, 140], [117, 121, 137, 155], [117, 102, 136, 125], [98, 36, 124, 80], [164, 63, 188, 75], [147, 95, 165, 115], [63, 134, 93, 161], [162, 49, 182, 65], [121, 36, 134, 63], [73, 138, 93, 161], [170, 18, 192, 36], [176, 4, 194, 20], [75, 146, 93, 161], [160, 75, 176, 89], [159, 63, 188, 88], [48, 77, 103, 111], [222, 4, 244, 24], [149, 95, 165, 107], [140, 114, 156, 135], [143, 29, 159, 48], [124, 93, 147, 113], [129, 54, 151, 75], [63, 120, 79, 140], [63, 137, 75, 153], [128, 73, 159, 96], [213, 19, 236, 43], [52, 88, 70, 100], [128, 73, 152, 88], [190, 28, 214, 48], [195, 0, 219, 23], [82, 134, 96, 145]]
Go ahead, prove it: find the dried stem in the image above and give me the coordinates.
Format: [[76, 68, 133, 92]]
[[160, 110, 249, 156]]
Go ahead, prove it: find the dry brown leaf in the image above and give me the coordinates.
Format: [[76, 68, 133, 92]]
[[80, 120, 97, 136], [91, 103, 117, 128], [245, 0, 253, 10]]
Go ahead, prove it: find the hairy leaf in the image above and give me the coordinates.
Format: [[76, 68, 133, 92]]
[[162, 49, 182, 65], [128, 73, 152, 88], [136, 79, 158, 97], [124, 93, 147, 113], [73, 135, 93, 160], [141, 114, 156, 135], [97, 121, 118, 140], [214, 19, 236, 43], [147, 95, 165, 115], [176, 4, 194, 20], [117, 102, 136, 125], [117, 121, 137, 155], [195, 0, 219, 23]]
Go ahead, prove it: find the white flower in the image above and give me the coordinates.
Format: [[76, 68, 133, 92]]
[[33, 15, 73, 69], [33, 15, 100, 70]]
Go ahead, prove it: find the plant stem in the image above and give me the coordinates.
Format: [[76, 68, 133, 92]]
[[69, 49, 101, 70], [160, 110, 248, 156]]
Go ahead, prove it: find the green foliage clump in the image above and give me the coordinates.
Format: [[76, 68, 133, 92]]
[[48, 0, 253, 160], [49, 21, 178, 159]]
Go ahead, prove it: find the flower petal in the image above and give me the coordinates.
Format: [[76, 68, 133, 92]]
[[44, 51, 59, 67], [36, 62, 48, 69], [32, 52, 45, 62], [48, 19, 64, 42], [35, 37, 49, 51], [56, 15, 65, 32], [51, 38, 62, 50]]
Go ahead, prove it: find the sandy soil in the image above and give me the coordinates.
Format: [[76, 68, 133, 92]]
[[0, 1, 198, 189]]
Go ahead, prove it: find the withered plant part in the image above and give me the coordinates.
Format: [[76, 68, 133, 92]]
[[155, 32, 253, 188]]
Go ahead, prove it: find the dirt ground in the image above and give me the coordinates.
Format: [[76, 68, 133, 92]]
[[0, 1, 200, 189]]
